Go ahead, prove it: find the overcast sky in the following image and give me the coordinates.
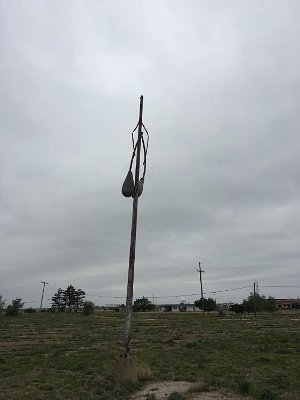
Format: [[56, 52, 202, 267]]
[[1, 1, 299, 307]]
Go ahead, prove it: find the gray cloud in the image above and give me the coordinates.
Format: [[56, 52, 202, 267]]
[[1, 1, 299, 306]]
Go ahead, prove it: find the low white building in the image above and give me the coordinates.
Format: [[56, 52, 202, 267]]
[[158, 303, 201, 312]]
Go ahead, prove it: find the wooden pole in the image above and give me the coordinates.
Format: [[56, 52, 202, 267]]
[[123, 96, 143, 357]]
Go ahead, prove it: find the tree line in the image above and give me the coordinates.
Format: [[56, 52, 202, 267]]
[[0, 296, 24, 316], [0, 291, 278, 316], [229, 293, 276, 313], [131, 294, 276, 313], [0, 285, 95, 316]]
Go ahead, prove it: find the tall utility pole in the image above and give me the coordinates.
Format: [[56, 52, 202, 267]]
[[197, 262, 205, 314], [253, 282, 257, 317], [40, 281, 49, 311], [123, 96, 144, 357]]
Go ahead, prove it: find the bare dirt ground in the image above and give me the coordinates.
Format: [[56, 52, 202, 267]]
[[131, 381, 251, 400]]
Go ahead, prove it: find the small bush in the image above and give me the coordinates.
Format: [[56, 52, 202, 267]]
[[238, 379, 252, 395], [83, 301, 95, 316], [5, 298, 24, 316], [137, 364, 151, 381], [24, 307, 37, 313], [5, 305, 16, 316]]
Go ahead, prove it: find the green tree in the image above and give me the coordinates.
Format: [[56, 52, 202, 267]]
[[51, 286, 86, 312], [133, 296, 155, 312], [229, 303, 244, 313], [242, 293, 276, 313], [74, 288, 85, 312], [0, 295, 6, 311], [5, 298, 24, 316], [83, 301, 95, 316], [51, 288, 65, 312], [64, 285, 77, 312], [264, 296, 276, 312], [194, 297, 216, 311]]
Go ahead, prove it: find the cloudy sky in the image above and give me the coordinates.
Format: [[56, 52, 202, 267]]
[[1, 1, 299, 307]]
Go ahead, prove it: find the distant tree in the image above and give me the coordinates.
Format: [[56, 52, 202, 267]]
[[51, 288, 65, 312], [64, 285, 77, 312], [0, 295, 6, 311], [242, 293, 276, 313], [51, 286, 86, 312], [83, 301, 95, 316], [194, 299, 202, 310], [133, 297, 155, 312], [229, 303, 244, 313], [74, 289, 85, 312], [264, 296, 276, 312], [5, 298, 24, 316], [194, 297, 217, 311]]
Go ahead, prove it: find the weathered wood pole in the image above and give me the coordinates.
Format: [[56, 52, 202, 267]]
[[123, 95, 144, 357]]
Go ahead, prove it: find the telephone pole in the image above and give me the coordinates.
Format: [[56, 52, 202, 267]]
[[197, 262, 205, 314], [253, 282, 257, 317], [40, 281, 49, 311]]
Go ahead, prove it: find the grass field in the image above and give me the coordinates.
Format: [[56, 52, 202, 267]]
[[0, 311, 299, 400]]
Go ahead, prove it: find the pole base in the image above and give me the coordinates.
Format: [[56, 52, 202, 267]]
[[116, 356, 138, 383]]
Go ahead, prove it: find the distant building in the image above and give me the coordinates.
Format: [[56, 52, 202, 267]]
[[275, 298, 300, 310], [218, 303, 232, 309], [158, 303, 200, 312]]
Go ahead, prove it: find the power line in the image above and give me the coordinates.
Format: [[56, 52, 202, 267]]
[[85, 286, 253, 299], [18, 285, 299, 305], [23, 300, 39, 304], [260, 285, 300, 288]]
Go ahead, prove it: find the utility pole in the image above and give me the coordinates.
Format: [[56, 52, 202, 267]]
[[40, 281, 49, 311], [197, 262, 205, 314], [253, 282, 257, 317], [212, 291, 217, 310], [123, 96, 144, 357]]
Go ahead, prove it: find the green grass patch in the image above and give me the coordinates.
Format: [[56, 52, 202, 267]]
[[0, 311, 299, 399]]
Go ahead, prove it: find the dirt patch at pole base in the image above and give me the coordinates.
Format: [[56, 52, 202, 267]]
[[131, 381, 252, 400]]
